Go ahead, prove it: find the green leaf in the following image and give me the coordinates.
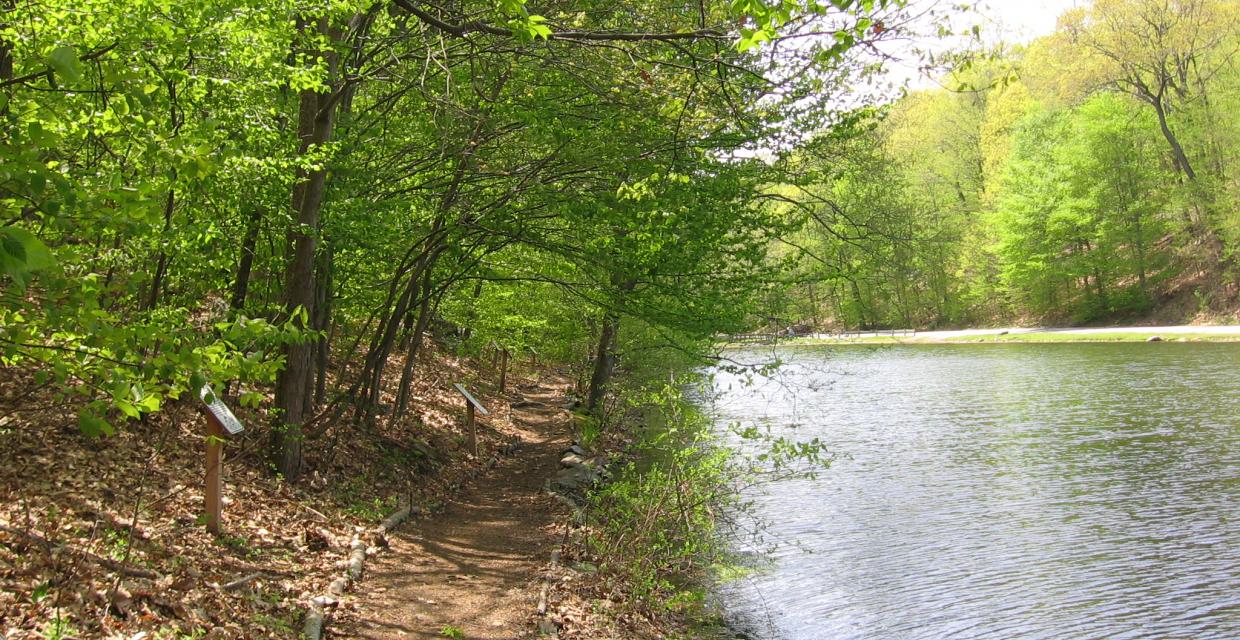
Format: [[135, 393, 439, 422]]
[[79, 411, 114, 437], [116, 399, 140, 419], [2, 228, 53, 271], [189, 372, 208, 396], [1, 236, 26, 264], [46, 46, 83, 83]]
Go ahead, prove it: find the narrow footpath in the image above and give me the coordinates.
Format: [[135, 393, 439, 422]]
[[340, 381, 573, 640]]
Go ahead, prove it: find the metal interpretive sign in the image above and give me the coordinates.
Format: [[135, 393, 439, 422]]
[[199, 385, 245, 435], [453, 383, 490, 416]]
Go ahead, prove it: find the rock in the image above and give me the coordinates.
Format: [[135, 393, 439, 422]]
[[1147, 335, 1163, 342], [564, 443, 590, 457], [998, 330, 1009, 336], [551, 493, 579, 511], [552, 465, 601, 491], [409, 437, 439, 461], [537, 618, 559, 637], [559, 453, 588, 468]]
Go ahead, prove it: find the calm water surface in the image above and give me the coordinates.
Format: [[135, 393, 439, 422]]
[[711, 344, 1240, 640]]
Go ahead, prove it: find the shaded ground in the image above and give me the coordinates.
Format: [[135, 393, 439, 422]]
[[340, 380, 572, 640], [0, 344, 540, 639]]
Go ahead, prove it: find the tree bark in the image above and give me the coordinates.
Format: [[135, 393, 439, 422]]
[[358, 244, 441, 419], [313, 246, 333, 406], [230, 208, 262, 310], [394, 261, 439, 418], [1152, 98, 1197, 182], [1, 1, 13, 115], [144, 188, 176, 310], [274, 17, 341, 481], [585, 313, 619, 415]]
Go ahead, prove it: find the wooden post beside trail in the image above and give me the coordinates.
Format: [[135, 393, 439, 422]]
[[499, 349, 509, 394], [205, 418, 224, 534], [453, 383, 490, 457], [199, 385, 245, 535], [466, 402, 477, 456]]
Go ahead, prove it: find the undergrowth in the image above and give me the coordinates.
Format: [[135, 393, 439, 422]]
[[576, 366, 832, 636]]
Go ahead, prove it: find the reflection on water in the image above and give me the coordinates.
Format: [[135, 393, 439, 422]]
[[712, 344, 1240, 640]]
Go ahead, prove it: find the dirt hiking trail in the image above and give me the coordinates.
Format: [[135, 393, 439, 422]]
[[341, 379, 573, 639]]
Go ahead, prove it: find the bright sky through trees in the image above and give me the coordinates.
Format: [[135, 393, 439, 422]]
[[982, 0, 1084, 41]]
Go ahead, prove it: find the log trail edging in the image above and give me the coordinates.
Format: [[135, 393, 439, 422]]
[[301, 501, 417, 640]]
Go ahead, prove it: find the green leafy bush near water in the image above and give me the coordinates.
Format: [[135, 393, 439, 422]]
[[575, 343, 833, 632]]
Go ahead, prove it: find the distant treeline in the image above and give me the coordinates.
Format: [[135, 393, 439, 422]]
[[765, 0, 1240, 329]]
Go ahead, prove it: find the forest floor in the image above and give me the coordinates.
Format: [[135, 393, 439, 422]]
[[0, 343, 582, 640], [0, 344, 684, 640]]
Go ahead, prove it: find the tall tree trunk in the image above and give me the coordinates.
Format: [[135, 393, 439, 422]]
[[849, 278, 870, 330], [358, 245, 439, 419], [394, 260, 439, 418], [461, 280, 483, 342], [313, 246, 333, 406], [1150, 96, 1197, 182], [1150, 96, 1225, 260], [274, 17, 341, 481], [145, 188, 176, 310], [1, 1, 13, 115], [585, 313, 619, 415], [230, 208, 262, 310]]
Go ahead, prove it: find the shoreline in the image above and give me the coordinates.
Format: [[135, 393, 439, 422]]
[[729, 325, 1240, 346]]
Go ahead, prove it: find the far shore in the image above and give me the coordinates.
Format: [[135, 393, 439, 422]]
[[728, 325, 1240, 346]]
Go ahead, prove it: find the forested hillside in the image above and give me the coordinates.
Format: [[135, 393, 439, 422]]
[[0, 0, 907, 472], [769, 0, 1240, 329]]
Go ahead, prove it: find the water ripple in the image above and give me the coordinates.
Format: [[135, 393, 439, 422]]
[[712, 344, 1240, 640]]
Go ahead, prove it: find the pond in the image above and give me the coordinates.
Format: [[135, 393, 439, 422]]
[[711, 344, 1240, 640]]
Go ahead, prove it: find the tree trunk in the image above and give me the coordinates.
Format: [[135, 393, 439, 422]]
[[359, 250, 433, 419], [1152, 98, 1197, 182], [498, 349, 509, 394], [585, 313, 619, 415], [145, 188, 176, 310], [274, 17, 341, 482], [313, 246, 333, 406], [230, 208, 262, 310], [394, 262, 438, 418], [849, 278, 870, 330], [461, 280, 483, 342], [1, 1, 13, 115]]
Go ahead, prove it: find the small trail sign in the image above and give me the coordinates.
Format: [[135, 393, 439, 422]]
[[198, 385, 245, 534], [200, 386, 245, 435], [453, 383, 490, 416]]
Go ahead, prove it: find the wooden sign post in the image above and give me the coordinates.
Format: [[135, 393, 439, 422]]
[[453, 383, 489, 457], [199, 385, 245, 535], [498, 349, 510, 394]]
